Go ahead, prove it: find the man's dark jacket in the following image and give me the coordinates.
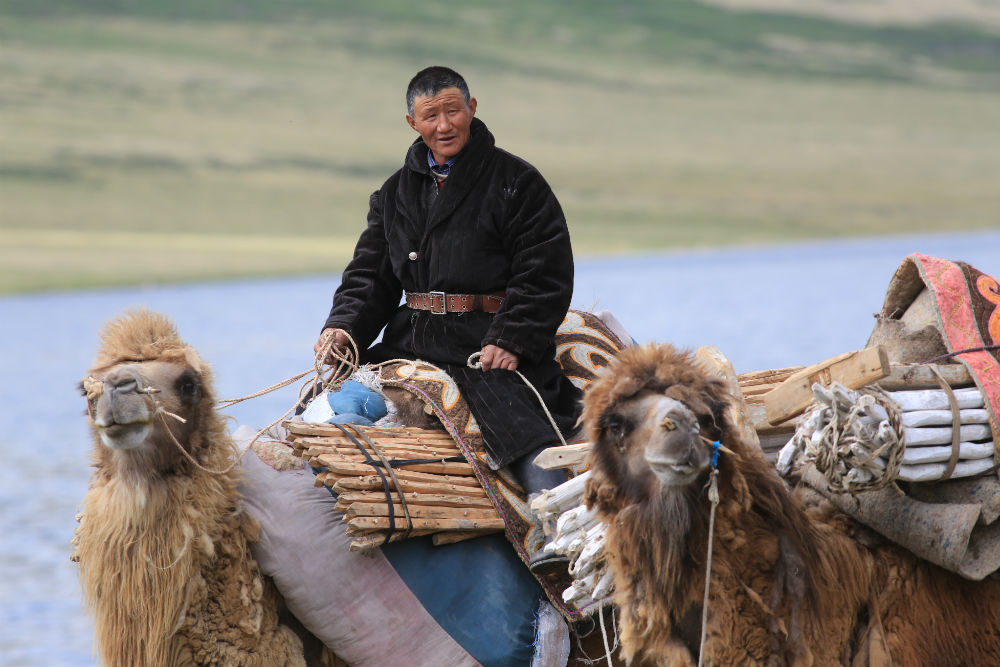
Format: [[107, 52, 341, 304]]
[[323, 117, 579, 467]]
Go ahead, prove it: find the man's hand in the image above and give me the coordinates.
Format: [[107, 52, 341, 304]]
[[314, 328, 350, 365], [479, 344, 519, 372]]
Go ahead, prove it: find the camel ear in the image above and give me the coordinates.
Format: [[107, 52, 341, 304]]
[[183, 348, 204, 374]]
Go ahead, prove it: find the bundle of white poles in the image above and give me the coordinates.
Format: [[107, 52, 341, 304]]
[[777, 381, 994, 485], [529, 470, 614, 615]]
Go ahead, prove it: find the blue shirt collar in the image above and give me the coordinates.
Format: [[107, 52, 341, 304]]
[[427, 151, 456, 175]]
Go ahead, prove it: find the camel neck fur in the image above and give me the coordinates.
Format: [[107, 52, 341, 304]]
[[74, 443, 244, 667]]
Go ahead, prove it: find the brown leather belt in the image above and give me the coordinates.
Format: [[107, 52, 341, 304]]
[[405, 291, 506, 315]]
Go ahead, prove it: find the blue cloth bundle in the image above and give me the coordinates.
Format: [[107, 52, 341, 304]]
[[326, 380, 388, 426]]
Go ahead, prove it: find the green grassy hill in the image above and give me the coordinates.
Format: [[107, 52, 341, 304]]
[[1, 1, 998, 292]]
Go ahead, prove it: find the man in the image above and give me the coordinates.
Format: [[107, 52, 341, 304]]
[[315, 66, 578, 494]]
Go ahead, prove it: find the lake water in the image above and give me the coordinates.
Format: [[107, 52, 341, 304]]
[[1, 230, 998, 665]]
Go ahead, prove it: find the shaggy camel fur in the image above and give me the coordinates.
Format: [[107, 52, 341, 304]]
[[73, 309, 305, 667], [583, 343, 1000, 667]]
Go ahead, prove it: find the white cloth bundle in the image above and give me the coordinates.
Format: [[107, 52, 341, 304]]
[[778, 382, 994, 485]]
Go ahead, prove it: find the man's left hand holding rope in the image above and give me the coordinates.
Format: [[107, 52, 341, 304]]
[[314, 328, 351, 365]]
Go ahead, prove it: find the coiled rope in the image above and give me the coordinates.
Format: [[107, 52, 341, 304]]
[[805, 385, 905, 495]]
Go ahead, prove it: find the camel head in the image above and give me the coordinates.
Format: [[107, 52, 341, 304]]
[[583, 343, 731, 514], [80, 309, 226, 483]]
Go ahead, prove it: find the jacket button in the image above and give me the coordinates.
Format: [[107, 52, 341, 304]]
[[408, 251, 418, 261]]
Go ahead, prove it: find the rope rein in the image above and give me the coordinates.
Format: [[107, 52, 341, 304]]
[[697, 440, 722, 667], [466, 351, 568, 448], [598, 604, 614, 667], [210, 333, 364, 470]]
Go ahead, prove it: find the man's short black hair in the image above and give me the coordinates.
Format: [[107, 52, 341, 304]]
[[406, 66, 471, 116]]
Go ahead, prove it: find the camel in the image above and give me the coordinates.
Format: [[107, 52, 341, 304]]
[[582, 342, 1000, 666], [72, 308, 582, 667], [73, 309, 309, 667]]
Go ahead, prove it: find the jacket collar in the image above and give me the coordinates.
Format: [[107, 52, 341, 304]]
[[406, 118, 494, 232]]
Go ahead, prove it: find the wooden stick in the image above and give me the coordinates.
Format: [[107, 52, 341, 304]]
[[347, 516, 506, 532], [329, 468, 483, 488], [335, 490, 495, 509], [345, 503, 500, 521], [765, 347, 890, 425], [307, 452, 469, 474], [297, 437, 462, 456], [332, 475, 486, 494], [288, 436, 462, 456], [305, 447, 465, 464], [530, 471, 591, 517], [318, 455, 475, 477], [877, 364, 975, 390], [306, 446, 466, 468], [737, 367, 805, 384], [533, 443, 592, 471], [284, 421, 455, 442], [555, 505, 600, 536], [314, 469, 352, 486], [740, 386, 781, 397]]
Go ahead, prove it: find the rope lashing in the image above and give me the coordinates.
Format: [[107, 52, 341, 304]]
[[922, 343, 1000, 365], [806, 385, 905, 495], [929, 365, 963, 481], [697, 440, 722, 667], [466, 351, 568, 448], [332, 422, 408, 545]]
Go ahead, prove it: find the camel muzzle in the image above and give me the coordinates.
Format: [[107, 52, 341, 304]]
[[93, 367, 156, 450]]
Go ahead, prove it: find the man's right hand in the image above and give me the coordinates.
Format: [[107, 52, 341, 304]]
[[314, 328, 350, 365]]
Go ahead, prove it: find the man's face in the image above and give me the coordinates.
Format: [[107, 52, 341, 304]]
[[406, 87, 477, 165]]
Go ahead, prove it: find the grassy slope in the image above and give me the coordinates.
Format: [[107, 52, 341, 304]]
[[1, 1, 998, 292]]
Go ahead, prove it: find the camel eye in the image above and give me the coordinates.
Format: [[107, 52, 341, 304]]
[[697, 409, 721, 439], [176, 372, 200, 404], [601, 412, 632, 442]]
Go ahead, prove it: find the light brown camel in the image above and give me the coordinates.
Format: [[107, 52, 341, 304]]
[[73, 309, 308, 667], [582, 342, 1000, 666]]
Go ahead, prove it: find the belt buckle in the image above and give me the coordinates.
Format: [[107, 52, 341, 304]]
[[429, 291, 447, 315]]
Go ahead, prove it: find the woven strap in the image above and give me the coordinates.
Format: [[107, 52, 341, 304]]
[[930, 366, 963, 481]]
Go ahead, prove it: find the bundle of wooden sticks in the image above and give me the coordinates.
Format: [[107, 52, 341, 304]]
[[530, 470, 613, 614], [283, 420, 504, 551]]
